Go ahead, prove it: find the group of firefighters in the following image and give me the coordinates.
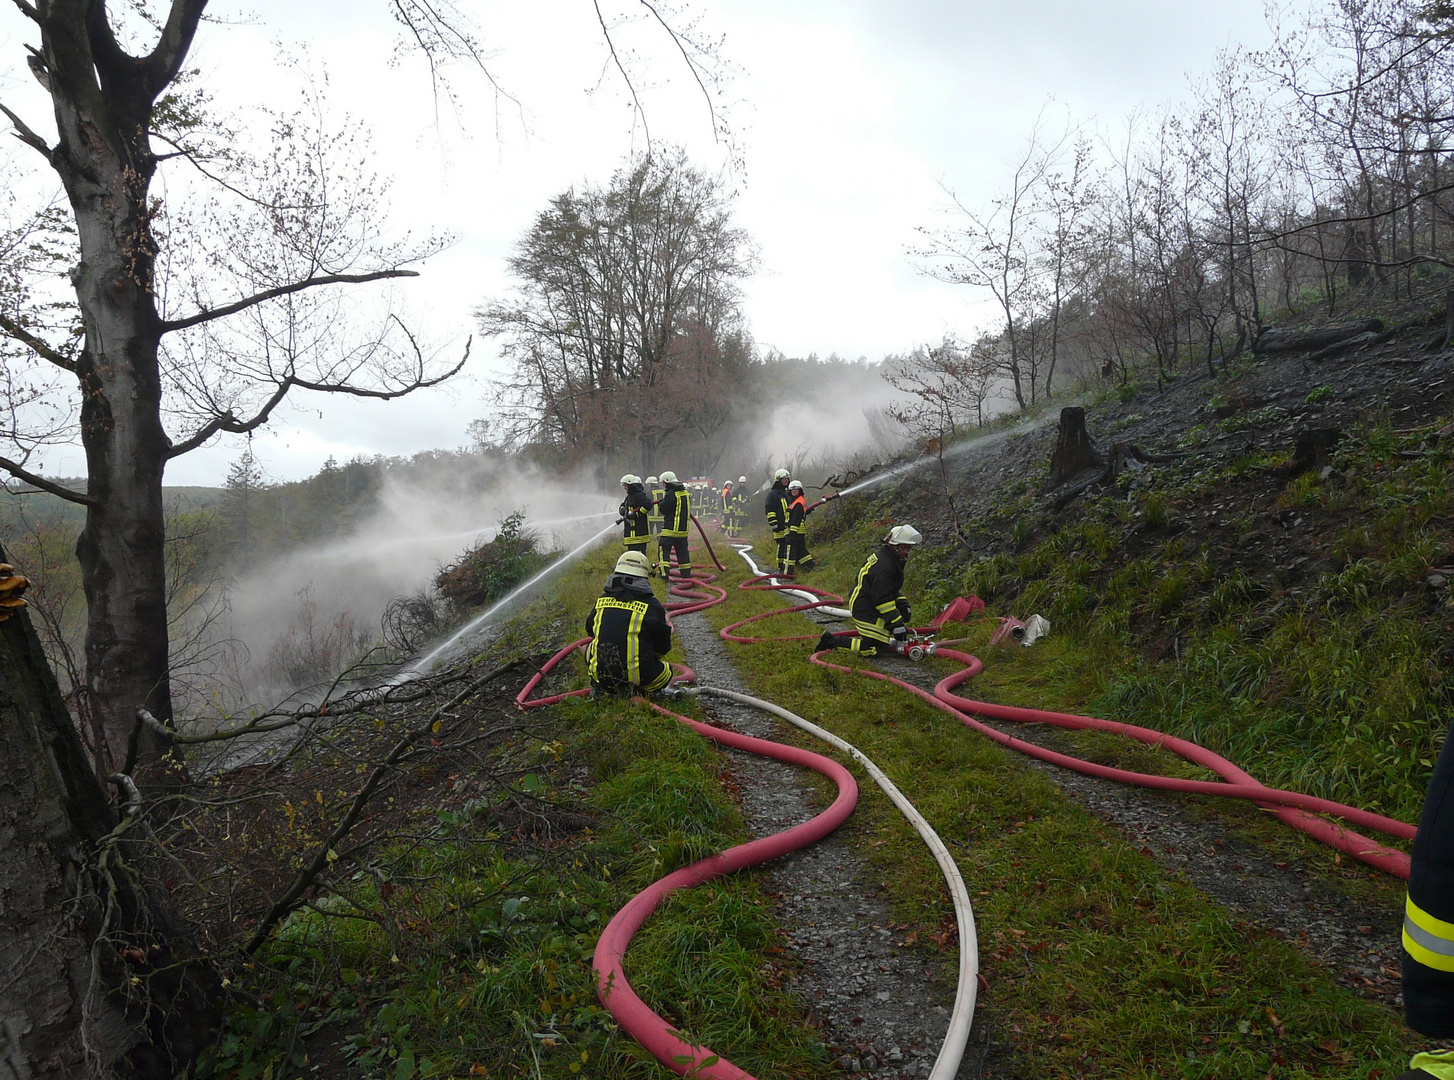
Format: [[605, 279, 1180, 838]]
[[598, 465, 929, 700], [592, 465, 1454, 1075]]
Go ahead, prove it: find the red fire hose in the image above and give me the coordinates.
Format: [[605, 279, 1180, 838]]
[[513, 540, 870, 1078], [726, 548, 1415, 878], [591, 701, 858, 1079]]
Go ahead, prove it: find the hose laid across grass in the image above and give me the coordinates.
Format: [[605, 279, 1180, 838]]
[[515, 530, 978, 1079], [728, 544, 1415, 879]]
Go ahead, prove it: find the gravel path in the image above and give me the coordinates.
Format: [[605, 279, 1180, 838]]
[[672, 609, 1001, 1078]]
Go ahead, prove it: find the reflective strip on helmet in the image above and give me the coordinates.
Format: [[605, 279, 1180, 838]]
[[1404, 895, 1454, 973]]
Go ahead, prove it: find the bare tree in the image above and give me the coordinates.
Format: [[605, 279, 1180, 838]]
[[479, 149, 755, 470], [918, 106, 1071, 409]]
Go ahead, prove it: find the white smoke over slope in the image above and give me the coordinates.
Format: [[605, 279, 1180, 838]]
[[214, 462, 617, 705]]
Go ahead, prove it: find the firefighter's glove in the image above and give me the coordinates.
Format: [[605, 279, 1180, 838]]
[[0, 565, 30, 621], [892, 626, 909, 642]]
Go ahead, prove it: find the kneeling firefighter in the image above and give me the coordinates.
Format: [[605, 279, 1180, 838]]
[[618, 474, 652, 558], [1399, 716, 1454, 1080], [817, 525, 921, 656], [785, 479, 816, 574], [765, 469, 791, 574], [585, 550, 673, 695], [657, 471, 692, 578]]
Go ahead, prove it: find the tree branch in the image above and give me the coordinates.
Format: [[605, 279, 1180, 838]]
[[160, 270, 421, 333], [289, 332, 471, 399], [0, 101, 54, 160], [164, 379, 293, 459], [143, 0, 208, 99], [0, 459, 95, 506], [8, 0, 39, 23], [593, 0, 651, 150], [0, 313, 76, 372], [165, 334, 471, 459]]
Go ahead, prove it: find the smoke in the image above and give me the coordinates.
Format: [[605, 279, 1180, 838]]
[[212, 460, 617, 707], [727, 360, 912, 484]]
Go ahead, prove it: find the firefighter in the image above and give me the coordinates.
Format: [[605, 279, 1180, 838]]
[[765, 468, 791, 574], [657, 470, 692, 579], [816, 525, 921, 656], [584, 550, 673, 696], [1398, 718, 1454, 1080], [646, 475, 664, 538], [733, 475, 749, 537], [720, 479, 735, 531], [785, 479, 816, 575], [618, 474, 652, 558]]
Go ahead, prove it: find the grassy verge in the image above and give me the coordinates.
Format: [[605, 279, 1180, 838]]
[[704, 521, 1420, 1078], [206, 539, 830, 1080]]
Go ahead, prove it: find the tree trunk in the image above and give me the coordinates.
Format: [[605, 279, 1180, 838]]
[[38, 0, 202, 770], [0, 545, 219, 1079], [1046, 407, 1104, 489]]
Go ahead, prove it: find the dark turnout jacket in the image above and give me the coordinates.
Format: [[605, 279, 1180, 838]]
[[659, 483, 691, 537], [1404, 718, 1454, 1037], [848, 544, 910, 642], [620, 484, 652, 544], [584, 573, 672, 693], [765, 481, 789, 536]]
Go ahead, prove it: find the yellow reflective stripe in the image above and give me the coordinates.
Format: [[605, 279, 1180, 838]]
[[1410, 1049, 1454, 1080], [626, 603, 644, 685], [875, 600, 898, 614], [854, 618, 892, 643], [1405, 895, 1454, 973]]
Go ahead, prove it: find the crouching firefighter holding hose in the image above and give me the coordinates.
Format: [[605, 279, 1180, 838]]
[[1399, 716, 1454, 1080], [585, 551, 673, 696], [817, 525, 921, 656]]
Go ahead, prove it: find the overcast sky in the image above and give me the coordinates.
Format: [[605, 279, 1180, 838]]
[[2, 0, 1275, 484]]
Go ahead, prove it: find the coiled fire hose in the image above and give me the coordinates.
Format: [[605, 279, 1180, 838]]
[[728, 544, 1415, 878], [515, 531, 978, 1079]]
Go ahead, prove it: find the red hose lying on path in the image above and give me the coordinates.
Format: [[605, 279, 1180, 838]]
[[592, 701, 859, 1079], [515, 544, 863, 1078], [723, 561, 1415, 878]]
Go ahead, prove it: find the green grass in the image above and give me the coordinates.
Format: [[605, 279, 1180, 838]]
[[700, 518, 1421, 1078], [204, 540, 830, 1080]]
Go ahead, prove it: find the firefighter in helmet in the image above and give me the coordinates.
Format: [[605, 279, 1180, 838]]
[[785, 479, 816, 575], [618, 474, 652, 559], [764, 469, 791, 574], [657, 470, 692, 579], [1398, 716, 1454, 1080], [646, 475, 664, 538], [817, 525, 921, 656], [585, 550, 673, 695], [732, 476, 749, 537], [719, 478, 735, 532]]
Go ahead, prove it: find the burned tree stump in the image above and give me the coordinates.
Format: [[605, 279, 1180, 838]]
[[1046, 407, 1104, 489], [1286, 428, 1342, 476]]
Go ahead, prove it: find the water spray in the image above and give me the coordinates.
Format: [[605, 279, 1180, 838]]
[[405, 520, 617, 676]]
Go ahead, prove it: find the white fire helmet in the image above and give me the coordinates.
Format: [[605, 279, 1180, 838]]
[[619, 473, 640, 485], [773, 468, 790, 481], [886, 524, 923, 547], [660, 470, 679, 483], [614, 550, 651, 577], [738, 475, 747, 484], [646, 475, 659, 485], [788, 480, 804, 491]]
